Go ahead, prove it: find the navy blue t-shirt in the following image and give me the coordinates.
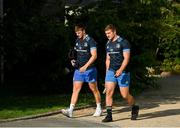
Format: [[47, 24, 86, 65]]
[[106, 36, 130, 72], [74, 35, 97, 69]]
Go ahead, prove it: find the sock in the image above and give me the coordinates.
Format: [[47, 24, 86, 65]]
[[131, 104, 135, 107], [96, 103, 101, 110], [106, 106, 112, 117], [131, 104, 138, 108], [69, 104, 75, 112]]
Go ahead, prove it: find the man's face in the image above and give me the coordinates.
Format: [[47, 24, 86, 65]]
[[75, 30, 85, 39], [105, 29, 116, 40]]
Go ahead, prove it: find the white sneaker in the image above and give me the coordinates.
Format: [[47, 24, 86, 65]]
[[61, 109, 73, 118], [93, 108, 102, 117]]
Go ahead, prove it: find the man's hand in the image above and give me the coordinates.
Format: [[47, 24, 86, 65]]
[[115, 69, 122, 77], [71, 60, 77, 67], [79, 65, 87, 73]]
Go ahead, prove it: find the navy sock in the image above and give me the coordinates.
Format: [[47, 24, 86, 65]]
[[106, 106, 112, 117]]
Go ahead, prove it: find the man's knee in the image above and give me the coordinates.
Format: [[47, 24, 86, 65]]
[[72, 89, 80, 94], [73, 86, 81, 94], [89, 83, 98, 92], [121, 93, 129, 99], [89, 86, 95, 92], [106, 89, 114, 98]]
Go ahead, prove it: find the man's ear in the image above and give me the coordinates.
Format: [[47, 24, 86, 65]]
[[83, 29, 86, 35], [114, 30, 117, 35]]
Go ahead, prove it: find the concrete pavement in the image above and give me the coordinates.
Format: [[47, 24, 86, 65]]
[[0, 115, 113, 127], [75, 75, 180, 127]]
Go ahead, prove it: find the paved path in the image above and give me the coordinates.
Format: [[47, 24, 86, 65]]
[[1, 75, 180, 127], [76, 75, 180, 127], [0, 116, 111, 127]]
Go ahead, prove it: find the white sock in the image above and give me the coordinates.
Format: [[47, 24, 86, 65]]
[[96, 103, 101, 110], [69, 104, 75, 112]]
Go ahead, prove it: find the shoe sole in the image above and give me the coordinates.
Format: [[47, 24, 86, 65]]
[[93, 113, 103, 117], [102, 120, 113, 123], [61, 110, 72, 118], [62, 113, 71, 118]]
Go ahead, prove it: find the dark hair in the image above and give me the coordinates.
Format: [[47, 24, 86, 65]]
[[75, 23, 86, 32], [104, 24, 116, 32]]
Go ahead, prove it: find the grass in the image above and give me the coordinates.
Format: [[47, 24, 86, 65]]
[[0, 93, 99, 120], [0, 89, 136, 120]]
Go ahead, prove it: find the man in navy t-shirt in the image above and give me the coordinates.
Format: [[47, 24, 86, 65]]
[[74, 34, 96, 70], [61, 23, 102, 118], [102, 24, 139, 122]]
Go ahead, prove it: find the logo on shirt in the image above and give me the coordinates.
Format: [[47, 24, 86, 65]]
[[84, 42, 88, 47], [125, 81, 129, 84], [76, 43, 78, 46], [110, 49, 113, 52], [116, 44, 121, 49]]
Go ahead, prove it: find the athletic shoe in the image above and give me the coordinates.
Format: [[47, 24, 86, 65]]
[[102, 115, 113, 122], [61, 108, 73, 118], [93, 108, 102, 117], [131, 105, 139, 120]]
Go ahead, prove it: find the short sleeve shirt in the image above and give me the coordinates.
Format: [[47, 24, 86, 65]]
[[74, 35, 97, 69], [106, 36, 130, 72]]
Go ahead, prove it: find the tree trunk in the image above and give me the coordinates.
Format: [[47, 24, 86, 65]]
[[0, 48, 4, 86], [0, 0, 4, 86]]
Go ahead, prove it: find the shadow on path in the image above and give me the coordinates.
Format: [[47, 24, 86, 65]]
[[110, 75, 180, 122]]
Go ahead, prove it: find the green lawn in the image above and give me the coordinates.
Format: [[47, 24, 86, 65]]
[[0, 93, 99, 120], [0, 89, 129, 120]]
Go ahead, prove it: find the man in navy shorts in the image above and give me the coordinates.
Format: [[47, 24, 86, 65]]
[[102, 24, 139, 122], [61, 23, 102, 118]]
